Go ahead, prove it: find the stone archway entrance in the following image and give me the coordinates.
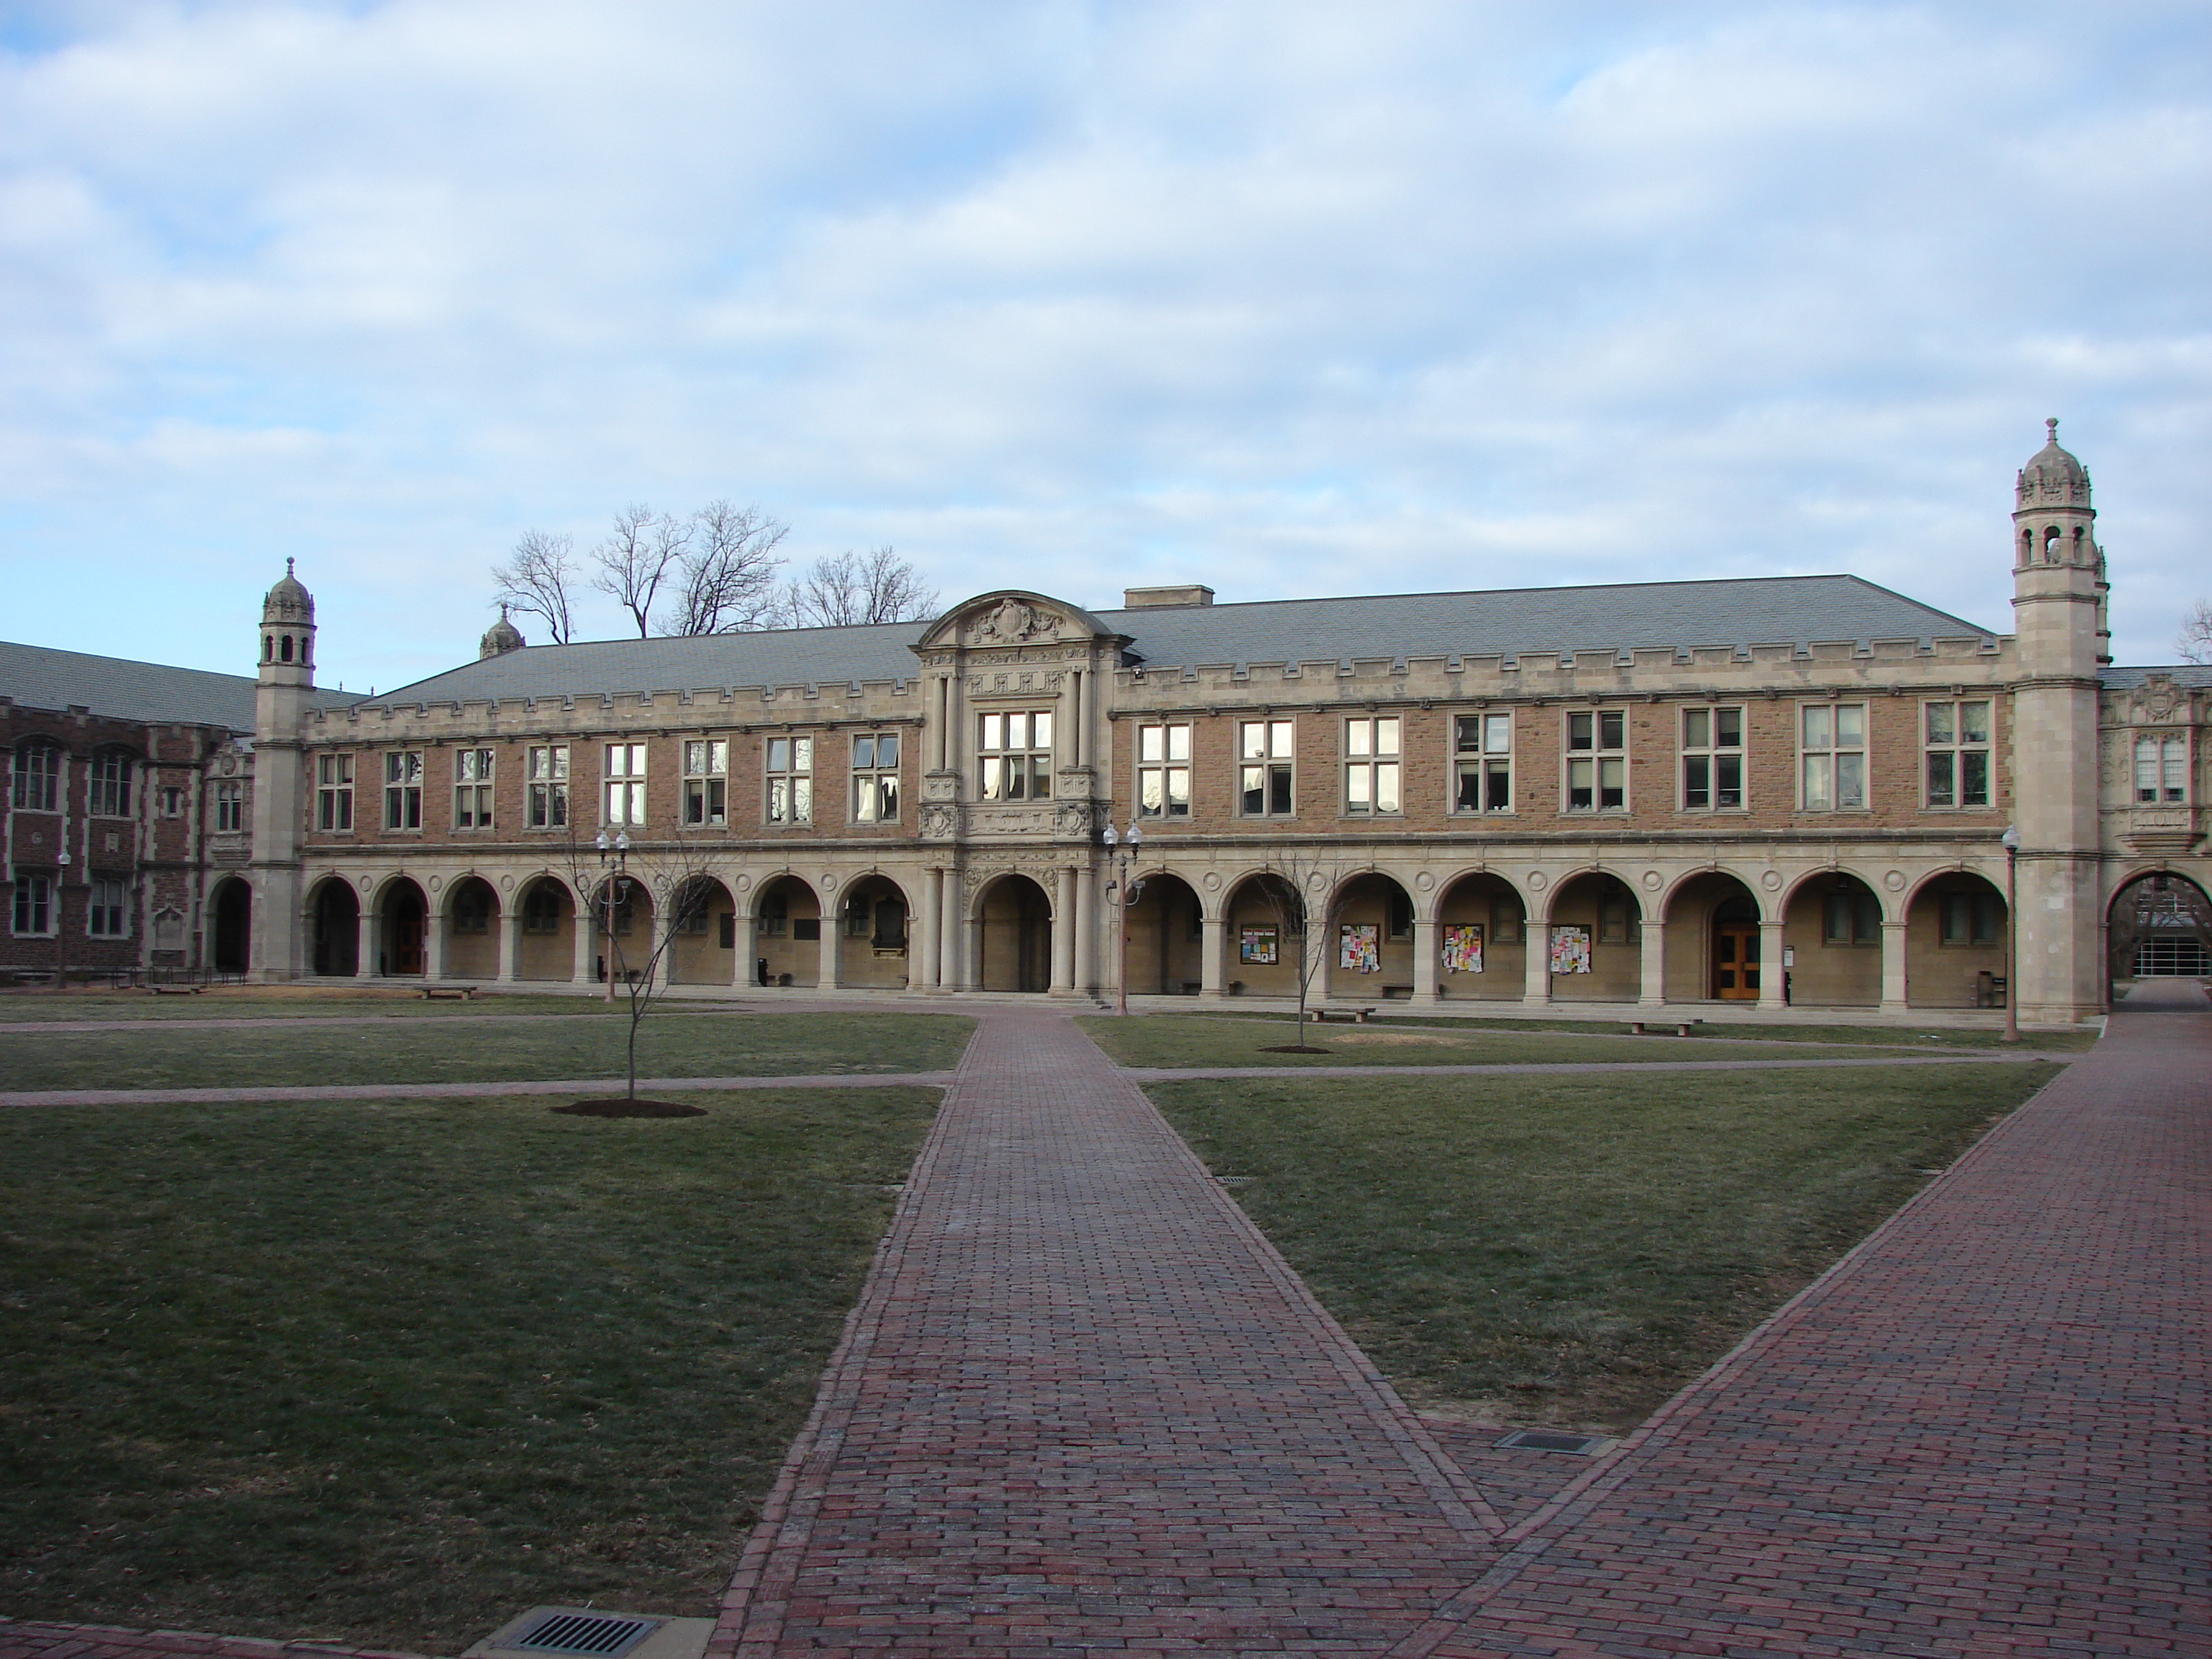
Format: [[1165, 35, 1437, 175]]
[[977, 874, 1053, 993], [210, 878, 251, 974], [381, 881, 427, 976], [2109, 872, 2212, 986], [1124, 872, 1203, 995], [311, 880, 359, 977], [1712, 894, 1761, 1001]]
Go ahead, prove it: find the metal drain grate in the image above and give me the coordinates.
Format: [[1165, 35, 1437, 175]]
[[1496, 1429, 1602, 1454], [515, 1614, 660, 1656]]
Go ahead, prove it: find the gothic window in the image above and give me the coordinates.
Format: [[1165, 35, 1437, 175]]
[[1565, 710, 1625, 811], [1342, 717, 1402, 815], [88, 752, 134, 818], [528, 745, 569, 827], [12, 872, 54, 936], [603, 743, 647, 826], [2135, 735, 2188, 804], [1800, 704, 1866, 811], [766, 736, 813, 823], [1136, 723, 1190, 819], [1453, 713, 1511, 813], [1238, 720, 1295, 816], [1680, 706, 1744, 811], [683, 739, 729, 827], [1925, 701, 1992, 808], [851, 732, 901, 824], [11, 744, 59, 812], [383, 751, 423, 830], [213, 782, 244, 833], [454, 748, 494, 829], [87, 877, 130, 939]]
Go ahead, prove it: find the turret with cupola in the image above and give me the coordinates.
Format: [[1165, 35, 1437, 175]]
[[249, 559, 319, 979]]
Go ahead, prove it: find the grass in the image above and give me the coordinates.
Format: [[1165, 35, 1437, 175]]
[[1177, 1007, 2103, 1052], [0, 991, 613, 1023], [1148, 1062, 2064, 1432], [0, 1012, 974, 1091], [0, 1086, 943, 1653]]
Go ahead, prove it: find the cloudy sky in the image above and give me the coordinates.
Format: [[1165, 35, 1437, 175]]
[[3, 1, 2207, 691]]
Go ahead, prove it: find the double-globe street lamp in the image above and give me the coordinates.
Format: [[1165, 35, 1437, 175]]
[[594, 829, 631, 1004], [1101, 819, 1148, 1017], [2001, 824, 2020, 1044]]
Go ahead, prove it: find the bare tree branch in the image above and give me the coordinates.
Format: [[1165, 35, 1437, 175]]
[[1250, 849, 1342, 1050], [589, 505, 690, 638], [491, 529, 577, 644], [783, 547, 939, 628], [663, 500, 789, 635], [2179, 597, 2212, 665]]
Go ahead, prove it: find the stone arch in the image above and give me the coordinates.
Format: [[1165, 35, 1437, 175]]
[[2107, 869, 2212, 987], [1543, 870, 1643, 1003], [665, 874, 736, 986], [307, 876, 359, 978], [375, 876, 429, 977], [1327, 870, 1415, 999], [515, 874, 577, 982], [589, 870, 657, 988], [835, 871, 917, 989], [1780, 869, 1887, 1008], [1221, 870, 1306, 998], [1905, 867, 2009, 1009], [1434, 870, 1528, 1001], [209, 876, 251, 976], [442, 874, 500, 980], [972, 871, 1053, 993], [1122, 869, 1204, 997], [754, 873, 822, 987], [1662, 870, 1766, 1002]]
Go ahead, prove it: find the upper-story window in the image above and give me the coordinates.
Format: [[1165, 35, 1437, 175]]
[[1343, 717, 1402, 815], [1681, 706, 1743, 811], [317, 754, 354, 830], [159, 786, 186, 819], [88, 876, 130, 939], [604, 743, 647, 826], [1925, 701, 1991, 808], [454, 748, 494, 829], [1565, 710, 1625, 811], [11, 744, 60, 813], [1453, 713, 1512, 814], [1239, 720, 1295, 816], [12, 872, 54, 936], [766, 736, 813, 823], [383, 751, 423, 830], [213, 782, 244, 833], [1136, 723, 1191, 819], [683, 740, 728, 826], [852, 732, 901, 823], [89, 753, 133, 818], [528, 745, 569, 827], [1800, 704, 1866, 811], [2135, 735, 2188, 804], [979, 712, 1051, 801]]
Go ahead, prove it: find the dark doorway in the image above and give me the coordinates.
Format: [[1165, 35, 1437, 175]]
[[211, 879, 251, 974], [979, 874, 1053, 993], [383, 883, 427, 976], [312, 881, 360, 977]]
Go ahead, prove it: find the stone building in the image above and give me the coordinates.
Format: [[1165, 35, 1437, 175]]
[[11, 424, 2208, 1018]]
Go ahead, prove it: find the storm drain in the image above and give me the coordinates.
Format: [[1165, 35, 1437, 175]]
[[513, 1613, 661, 1657], [1496, 1429, 1604, 1454]]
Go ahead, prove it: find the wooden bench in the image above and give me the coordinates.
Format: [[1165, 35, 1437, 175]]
[[418, 985, 478, 1001], [1315, 1006, 1378, 1024], [1631, 1018, 1704, 1037], [148, 983, 205, 997]]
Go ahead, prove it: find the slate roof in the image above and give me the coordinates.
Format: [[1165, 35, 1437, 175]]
[[368, 574, 1998, 705], [2100, 665, 2212, 690], [0, 641, 354, 731]]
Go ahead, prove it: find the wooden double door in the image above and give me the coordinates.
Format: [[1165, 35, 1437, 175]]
[[1713, 923, 1761, 1000]]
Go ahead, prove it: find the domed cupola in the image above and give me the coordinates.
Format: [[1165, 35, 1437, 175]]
[[479, 605, 527, 659], [2016, 416, 2090, 509], [258, 558, 318, 676], [262, 557, 316, 625]]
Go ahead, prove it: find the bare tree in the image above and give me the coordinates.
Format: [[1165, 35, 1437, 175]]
[[590, 505, 692, 638], [492, 529, 578, 644], [664, 500, 789, 635], [2179, 597, 2212, 665], [1248, 847, 1343, 1051], [783, 547, 939, 628]]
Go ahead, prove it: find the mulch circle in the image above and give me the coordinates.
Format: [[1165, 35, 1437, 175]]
[[551, 1098, 706, 1118], [1259, 1044, 1333, 1054]]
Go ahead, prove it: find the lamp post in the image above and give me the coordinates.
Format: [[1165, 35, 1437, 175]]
[[1101, 819, 1146, 1016], [595, 829, 631, 1004], [2001, 826, 2020, 1045], [53, 848, 71, 993]]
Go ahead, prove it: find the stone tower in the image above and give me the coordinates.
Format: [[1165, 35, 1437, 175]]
[[2009, 420, 2105, 1021], [248, 560, 317, 980]]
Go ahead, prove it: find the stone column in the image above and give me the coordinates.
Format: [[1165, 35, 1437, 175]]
[[1880, 921, 1909, 1013], [1051, 866, 1076, 993], [572, 900, 597, 985], [496, 904, 521, 983], [914, 868, 940, 990], [356, 903, 377, 980], [819, 889, 844, 990], [1200, 913, 1225, 998], [1522, 921, 1551, 1006], [731, 909, 757, 990], [1074, 864, 1097, 995], [1638, 919, 1668, 1007], [1759, 920, 1789, 1009], [423, 903, 447, 981], [938, 869, 961, 990], [1412, 916, 1439, 1002]]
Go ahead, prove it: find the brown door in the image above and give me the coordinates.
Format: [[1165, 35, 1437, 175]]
[[1713, 924, 1760, 1000]]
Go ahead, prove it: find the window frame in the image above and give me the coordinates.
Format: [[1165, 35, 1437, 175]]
[[765, 734, 815, 825], [2133, 734, 2189, 805], [12, 744, 60, 813], [1923, 699, 1993, 810], [212, 781, 244, 833], [527, 745, 569, 829], [1821, 888, 1883, 946], [1799, 701, 1869, 813], [383, 750, 424, 831], [1342, 716, 1403, 817], [316, 753, 354, 832], [1135, 721, 1192, 820], [87, 875, 130, 939], [1679, 705, 1745, 812], [453, 747, 495, 830], [1938, 888, 2005, 947], [1237, 719, 1296, 818], [683, 738, 730, 828], [976, 710, 1053, 803], [1564, 709, 1627, 814], [603, 742, 648, 827], [851, 731, 902, 825], [1452, 712, 1513, 815], [88, 751, 134, 819], [12, 871, 55, 936]]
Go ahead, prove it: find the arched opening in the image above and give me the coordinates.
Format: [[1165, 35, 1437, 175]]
[[1221, 873, 1304, 998], [1906, 872, 2008, 1009], [669, 876, 736, 985], [837, 874, 914, 990], [379, 879, 428, 977], [1435, 873, 1526, 1000], [310, 879, 360, 977], [1661, 872, 1762, 1002], [592, 874, 656, 987], [1328, 872, 1415, 999], [1783, 873, 1884, 1007], [1545, 872, 1643, 1002], [515, 877, 575, 981], [280, 634, 294, 663], [2108, 871, 2212, 988], [976, 873, 1052, 993], [210, 878, 251, 975], [754, 876, 821, 987], [1122, 871, 1203, 995], [444, 877, 500, 980]]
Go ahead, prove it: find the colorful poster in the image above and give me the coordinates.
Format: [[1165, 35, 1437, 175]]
[[1239, 925, 1280, 965], [1339, 923, 1381, 973], [1441, 923, 1485, 974], [1550, 925, 1591, 975]]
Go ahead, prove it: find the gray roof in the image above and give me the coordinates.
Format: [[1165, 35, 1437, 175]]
[[370, 574, 1996, 705], [2100, 665, 2212, 690], [0, 640, 356, 731]]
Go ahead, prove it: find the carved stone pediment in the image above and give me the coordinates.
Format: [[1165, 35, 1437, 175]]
[[911, 590, 1130, 657], [2128, 674, 2196, 724]]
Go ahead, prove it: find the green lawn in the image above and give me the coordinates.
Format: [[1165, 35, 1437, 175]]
[[0, 1012, 974, 1090], [0, 992, 610, 1023], [1148, 1063, 2063, 1431], [0, 1087, 942, 1652]]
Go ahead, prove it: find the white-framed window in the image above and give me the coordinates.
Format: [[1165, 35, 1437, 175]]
[[1566, 710, 1625, 812], [213, 781, 244, 833], [1239, 720, 1295, 817], [1136, 722, 1191, 819], [383, 751, 423, 830], [1681, 706, 1744, 811], [851, 732, 901, 823], [527, 745, 569, 828], [1800, 704, 1866, 811], [12, 872, 54, 936], [454, 748, 494, 828], [766, 735, 813, 823], [603, 743, 647, 826], [1343, 716, 1402, 815], [683, 739, 728, 826], [87, 876, 130, 939], [89, 752, 132, 817], [1925, 700, 1992, 808], [11, 744, 60, 813], [978, 711, 1052, 801], [316, 754, 353, 830], [2134, 735, 2188, 804], [1822, 889, 1881, 944], [1452, 713, 1512, 814]]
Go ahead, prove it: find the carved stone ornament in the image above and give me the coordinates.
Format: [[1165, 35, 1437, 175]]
[[1760, 870, 1783, 891], [1526, 871, 1548, 892], [1053, 800, 1098, 840], [969, 597, 1061, 646], [2130, 675, 2190, 723], [920, 803, 958, 840], [1884, 870, 1906, 892]]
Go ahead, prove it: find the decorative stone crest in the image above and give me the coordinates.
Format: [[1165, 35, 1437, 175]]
[[2130, 674, 2192, 723], [969, 598, 1061, 645], [920, 803, 958, 840]]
